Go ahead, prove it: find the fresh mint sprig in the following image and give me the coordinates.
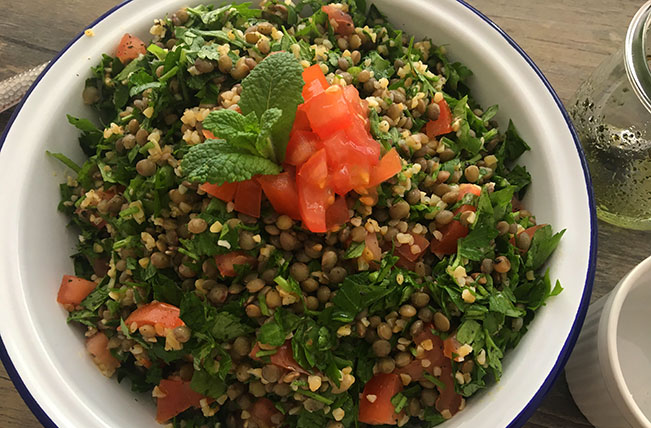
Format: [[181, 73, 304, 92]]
[[182, 51, 304, 184]]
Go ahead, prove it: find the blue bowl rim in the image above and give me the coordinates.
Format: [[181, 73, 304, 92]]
[[0, 0, 597, 427]]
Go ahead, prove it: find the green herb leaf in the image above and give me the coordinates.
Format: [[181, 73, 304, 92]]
[[182, 139, 282, 184], [211, 312, 253, 342], [526, 225, 565, 271], [344, 241, 366, 259], [238, 52, 304, 161]]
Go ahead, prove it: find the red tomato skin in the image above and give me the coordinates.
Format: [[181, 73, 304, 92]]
[[303, 86, 353, 139], [325, 195, 350, 230], [199, 181, 237, 202], [57, 275, 96, 306], [436, 358, 463, 417], [214, 251, 257, 277], [443, 333, 464, 361], [249, 340, 308, 374], [343, 85, 370, 130], [425, 99, 453, 138], [115, 33, 146, 64], [321, 5, 355, 35], [396, 233, 430, 263], [302, 64, 330, 101], [234, 179, 262, 218], [86, 332, 120, 375], [257, 172, 302, 220], [297, 149, 331, 233], [368, 148, 402, 187], [250, 398, 284, 428], [458, 183, 481, 200], [430, 205, 476, 256], [285, 130, 321, 167], [155, 379, 206, 423], [124, 302, 185, 333], [358, 373, 403, 425], [291, 105, 311, 133]]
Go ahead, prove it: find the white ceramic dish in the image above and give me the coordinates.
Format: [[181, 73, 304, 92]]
[[0, 0, 596, 427], [566, 255, 651, 428]]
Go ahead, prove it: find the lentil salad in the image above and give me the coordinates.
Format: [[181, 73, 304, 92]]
[[52, 1, 566, 427]]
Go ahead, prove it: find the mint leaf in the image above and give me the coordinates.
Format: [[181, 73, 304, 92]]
[[256, 107, 283, 160], [182, 139, 281, 184], [202, 109, 259, 151], [239, 52, 304, 161]]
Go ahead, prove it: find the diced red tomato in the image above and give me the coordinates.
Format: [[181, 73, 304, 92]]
[[358, 373, 403, 425], [86, 332, 120, 376], [250, 398, 284, 428], [437, 358, 463, 417], [396, 233, 429, 264], [297, 149, 331, 233], [326, 195, 350, 230], [115, 33, 146, 64], [285, 130, 321, 167], [430, 205, 476, 257], [155, 379, 207, 423], [214, 251, 257, 277], [249, 340, 308, 374], [291, 105, 311, 133], [303, 85, 354, 139], [368, 148, 402, 187], [394, 326, 445, 382], [202, 129, 216, 139], [343, 85, 370, 131], [257, 172, 301, 220], [425, 99, 453, 138], [510, 224, 546, 249], [302, 64, 330, 101], [443, 333, 464, 362], [200, 181, 238, 202], [57, 275, 96, 306], [458, 183, 481, 200], [124, 302, 185, 335], [234, 179, 262, 218], [365, 232, 382, 261], [321, 5, 355, 35]]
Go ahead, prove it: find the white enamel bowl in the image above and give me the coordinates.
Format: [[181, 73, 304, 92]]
[[0, 0, 596, 427]]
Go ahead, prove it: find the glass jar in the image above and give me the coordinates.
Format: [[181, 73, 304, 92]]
[[570, 1, 651, 230]]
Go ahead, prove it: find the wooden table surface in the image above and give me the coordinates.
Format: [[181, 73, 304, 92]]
[[2, 0, 650, 427]]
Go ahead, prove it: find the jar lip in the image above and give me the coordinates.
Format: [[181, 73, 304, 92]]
[[625, 0, 651, 115]]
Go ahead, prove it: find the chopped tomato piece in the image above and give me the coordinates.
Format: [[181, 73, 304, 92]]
[[155, 379, 206, 423], [443, 333, 464, 362], [249, 340, 308, 374], [303, 85, 353, 139], [297, 149, 331, 233], [458, 183, 481, 200], [358, 373, 403, 425], [202, 129, 216, 139], [394, 326, 445, 381], [200, 181, 237, 202], [368, 148, 402, 187], [257, 172, 301, 220], [302, 64, 330, 101], [124, 302, 185, 334], [396, 233, 429, 263], [291, 105, 311, 133], [430, 205, 476, 257], [425, 99, 453, 138], [285, 130, 321, 167], [321, 5, 355, 35], [329, 163, 372, 196], [234, 179, 262, 218], [250, 398, 284, 428], [510, 224, 546, 249], [57, 275, 96, 306], [365, 232, 382, 261], [326, 195, 350, 230], [437, 358, 463, 417], [214, 251, 257, 277], [115, 33, 146, 64], [86, 332, 120, 377], [343, 85, 370, 130]]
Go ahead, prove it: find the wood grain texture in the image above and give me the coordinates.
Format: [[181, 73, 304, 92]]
[[1, 0, 650, 427]]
